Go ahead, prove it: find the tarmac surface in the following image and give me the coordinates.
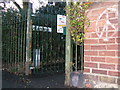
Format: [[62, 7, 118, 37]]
[[0, 70, 2, 89], [2, 70, 66, 88]]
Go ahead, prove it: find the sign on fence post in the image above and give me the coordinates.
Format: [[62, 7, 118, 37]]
[[57, 15, 66, 33]]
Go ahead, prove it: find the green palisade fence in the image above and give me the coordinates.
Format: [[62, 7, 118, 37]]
[[31, 13, 66, 74], [2, 10, 27, 74], [2, 2, 84, 75]]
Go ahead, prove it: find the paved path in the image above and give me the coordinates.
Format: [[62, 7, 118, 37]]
[[2, 70, 26, 88], [0, 70, 2, 89], [2, 70, 66, 88]]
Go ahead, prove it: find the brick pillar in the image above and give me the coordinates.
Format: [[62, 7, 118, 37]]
[[84, 2, 120, 87]]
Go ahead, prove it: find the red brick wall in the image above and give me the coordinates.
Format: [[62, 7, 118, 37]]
[[84, 2, 120, 84]]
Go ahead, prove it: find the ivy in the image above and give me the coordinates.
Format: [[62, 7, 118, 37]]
[[65, 2, 93, 71], [66, 2, 92, 45]]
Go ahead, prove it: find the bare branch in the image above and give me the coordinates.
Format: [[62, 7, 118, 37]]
[[11, 0, 22, 11]]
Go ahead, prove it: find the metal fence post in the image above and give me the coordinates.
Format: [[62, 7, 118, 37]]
[[0, 10, 2, 89], [25, 2, 32, 75], [65, 0, 73, 86]]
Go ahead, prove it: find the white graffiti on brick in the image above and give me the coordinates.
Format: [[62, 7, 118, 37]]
[[96, 7, 118, 41]]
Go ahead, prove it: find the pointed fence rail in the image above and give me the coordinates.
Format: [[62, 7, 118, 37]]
[[2, 10, 27, 74]]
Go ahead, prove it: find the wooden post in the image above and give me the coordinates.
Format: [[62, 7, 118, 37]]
[[0, 10, 2, 90], [65, 0, 72, 86], [75, 44, 77, 71], [25, 2, 32, 75], [0, 10, 2, 70], [23, 0, 33, 12]]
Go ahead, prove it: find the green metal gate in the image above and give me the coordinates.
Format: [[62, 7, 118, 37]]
[[31, 13, 66, 74], [31, 14, 84, 74]]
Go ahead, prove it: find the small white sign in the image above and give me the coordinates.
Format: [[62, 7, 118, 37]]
[[57, 15, 66, 33], [33, 49, 40, 68]]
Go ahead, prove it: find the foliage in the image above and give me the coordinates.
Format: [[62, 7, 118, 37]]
[[66, 2, 92, 45], [32, 2, 66, 27], [36, 2, 66, 15]]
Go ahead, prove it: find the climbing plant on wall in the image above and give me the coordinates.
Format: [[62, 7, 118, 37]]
[[66, 2, 92, 71], [66, 2, 92, 45]]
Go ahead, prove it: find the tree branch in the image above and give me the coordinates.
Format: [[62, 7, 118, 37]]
[[12, 0, 22, 11]]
